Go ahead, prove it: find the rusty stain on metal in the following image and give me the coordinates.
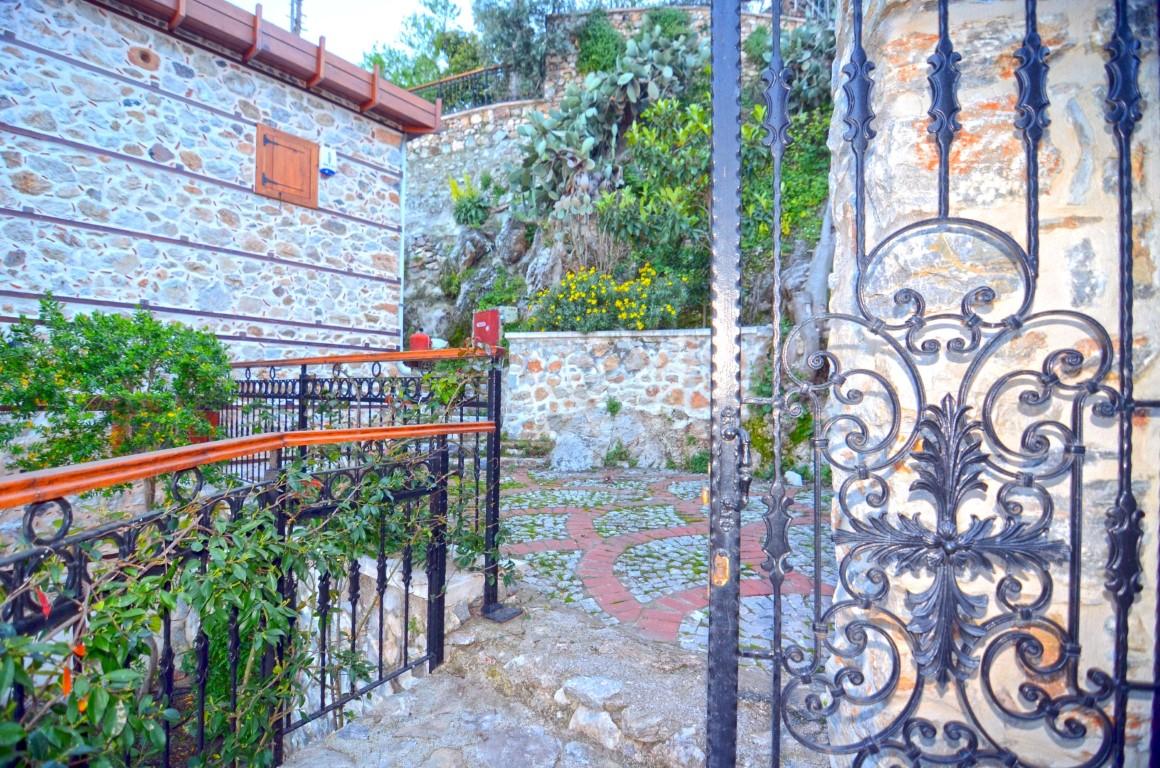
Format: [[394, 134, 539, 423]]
[[711, 552, 730, 587]]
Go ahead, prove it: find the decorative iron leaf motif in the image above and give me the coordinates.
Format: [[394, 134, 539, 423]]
[[926, 20, 962, 162], [834, 394, 1069, 686], [1013, 12, 1049, 146], [1103, 0, 1142, 139], [760, 482, 795, 582], [840, 38, 876, 157]]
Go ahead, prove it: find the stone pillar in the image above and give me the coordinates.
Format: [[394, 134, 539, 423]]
[[812, 0, 1158, 764]]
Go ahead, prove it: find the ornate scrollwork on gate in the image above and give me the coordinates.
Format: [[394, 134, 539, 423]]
[[726, 0, 1153, 766]]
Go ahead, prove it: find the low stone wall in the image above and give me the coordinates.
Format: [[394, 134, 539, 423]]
[[504, 327, 773, 468]]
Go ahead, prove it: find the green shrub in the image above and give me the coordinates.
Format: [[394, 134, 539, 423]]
[[478, 269, 526, 308], [742, 25, 770, 69], [576, 10, 624, 74], [643, 8, 691, 40], [605, 397, 622, 417], [449, 174, 491, 228], [604, 439, 631, 467], [439, 265, 465, 299], [683, 448, 710, 475], [526, 264, 687, 332], [0, 298, 234, 475]]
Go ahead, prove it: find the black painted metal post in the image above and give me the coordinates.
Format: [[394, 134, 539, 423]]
[[706, 1, 744, 765], [265, 448, 288, 766], [426, 435, 448, 670], [482, 355, 521, 622]]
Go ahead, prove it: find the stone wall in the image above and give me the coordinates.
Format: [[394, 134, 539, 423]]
[[822, 0, 1158, 764], [504, 327, 773, 468], [0, 0, 405, 361], [404, 100, 541, 334]]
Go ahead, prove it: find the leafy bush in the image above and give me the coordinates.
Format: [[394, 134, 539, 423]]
[[478, 269, 526, 308], [0, 299, 234, 475], [603, 439, 631, 467], [449, 174, 492, 228], [683, 448, 709, 474], [643, 8, 692, 40], [742, 25, 771, 69], [576, 11, 624, 74], [439, 264, 465, 299], [605, 397, 621, 417], [527, 264, 687, 332]]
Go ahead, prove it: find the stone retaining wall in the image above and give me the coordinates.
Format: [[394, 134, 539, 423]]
[[504, 327, 773, 468]]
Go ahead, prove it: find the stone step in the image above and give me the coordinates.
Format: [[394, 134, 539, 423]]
[[284, 586, 826, 767]]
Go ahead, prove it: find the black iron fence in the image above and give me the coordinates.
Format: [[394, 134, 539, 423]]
[[0, 354, 511, 765], [218, 348, 512, 620], [410, 64, 541, 115]]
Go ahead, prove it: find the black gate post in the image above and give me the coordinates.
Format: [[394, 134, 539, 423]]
[[482, 353, 521, 622], [426, 435, 449, 670], [706, 1, 745, 765]]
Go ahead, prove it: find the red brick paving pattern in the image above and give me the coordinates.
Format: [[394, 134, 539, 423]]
[[502, 465, 833, 643]]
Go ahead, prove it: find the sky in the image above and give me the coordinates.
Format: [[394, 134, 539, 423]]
[[265, 0, 475, 65]]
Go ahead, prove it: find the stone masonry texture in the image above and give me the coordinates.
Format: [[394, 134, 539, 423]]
[[0, 0, 406, 361], [823, 0, 1159, 764], [504, 327, 772, 466]]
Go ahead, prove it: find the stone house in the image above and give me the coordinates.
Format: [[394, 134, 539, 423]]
[[0, 0, 440, 361]]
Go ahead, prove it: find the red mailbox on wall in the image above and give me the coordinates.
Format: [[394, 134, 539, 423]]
[[473, 309, 501, 348]]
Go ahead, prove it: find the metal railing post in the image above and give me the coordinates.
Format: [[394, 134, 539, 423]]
[[263, 448, 290, 766], [426, 435, 449, 670], [482, 355, 520, 622]]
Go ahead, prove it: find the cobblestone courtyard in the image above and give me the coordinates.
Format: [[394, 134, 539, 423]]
[[501, 462, 837, 656]]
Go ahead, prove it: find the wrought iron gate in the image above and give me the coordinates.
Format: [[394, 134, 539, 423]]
[[705, 0, 1158, 765]]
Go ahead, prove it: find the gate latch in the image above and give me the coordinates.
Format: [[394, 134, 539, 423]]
[[721, 406, 753, 509]]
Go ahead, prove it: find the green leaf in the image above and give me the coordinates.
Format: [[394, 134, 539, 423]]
[[0, 722, 24, 747]]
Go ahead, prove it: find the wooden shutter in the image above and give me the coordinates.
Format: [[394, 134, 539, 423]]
[[254, 124, 319, 208]]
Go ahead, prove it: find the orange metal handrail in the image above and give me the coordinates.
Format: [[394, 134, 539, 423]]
[[228, 347, 498, 369], [0, 422, 494, 510]]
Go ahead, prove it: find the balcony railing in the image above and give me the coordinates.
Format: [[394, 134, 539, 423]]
[[410, 64, 541, 115], [0, 351, 510, 765]]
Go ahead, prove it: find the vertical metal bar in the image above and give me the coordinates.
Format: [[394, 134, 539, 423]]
[[1013, 0, 1048, 277], [760, 0, 792, 761], [842, 0, 875, 274], [376, 502, 388, 680], [482, 356, 520, 622], [318, 571, 331, 712], [927, 0, 961, 219], [267, 448, 288, 766], [483, 361, 502, 614], [348, 557, 360, 694], [426, 435, 449, 671], [159, 520, 176, 768], [191, 493, 214, 756], [1102, 0, 1143, 763], [706, 1, 744, 765], [402, 501, 413, 667]]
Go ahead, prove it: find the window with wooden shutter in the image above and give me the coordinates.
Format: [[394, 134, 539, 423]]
[[254, 124, 319, 208]]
